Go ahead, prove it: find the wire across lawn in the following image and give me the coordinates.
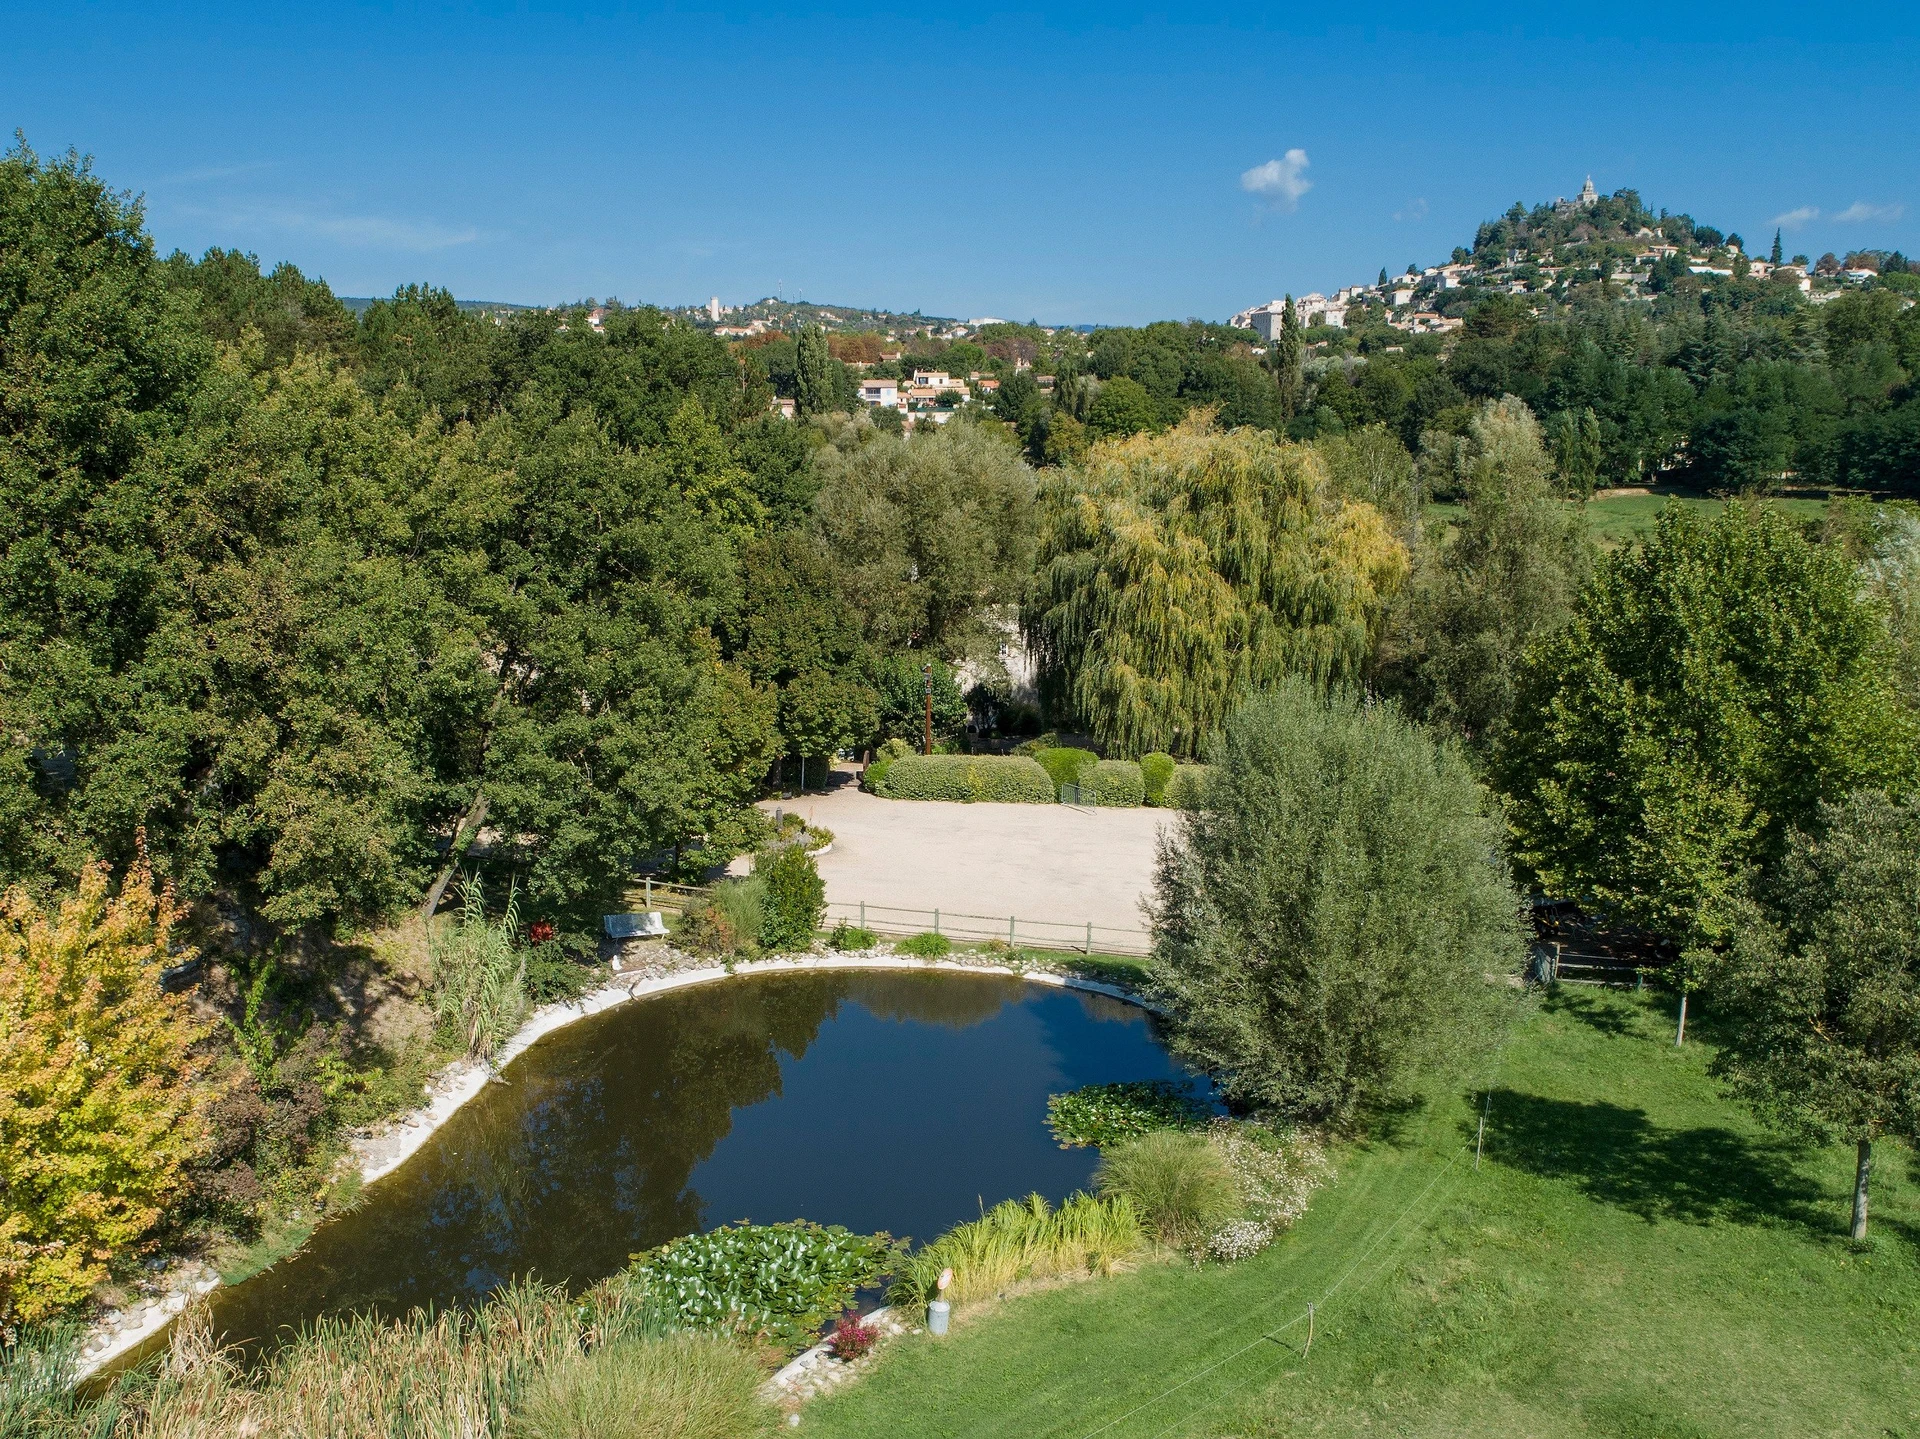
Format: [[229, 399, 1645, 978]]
[[804, 988, 1920, 1439]]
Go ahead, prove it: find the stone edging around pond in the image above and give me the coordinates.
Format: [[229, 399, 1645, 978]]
[[74, 949, 1148, 1379]]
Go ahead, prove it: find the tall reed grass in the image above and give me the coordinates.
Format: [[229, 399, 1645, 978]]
[[8, 1274, 765, 1439], [512, 1333, 771, 1439], [889, 1192, 1142, 1307]]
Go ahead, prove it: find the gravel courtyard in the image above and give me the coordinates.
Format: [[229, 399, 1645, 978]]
[[760, 770, 1173, 950]]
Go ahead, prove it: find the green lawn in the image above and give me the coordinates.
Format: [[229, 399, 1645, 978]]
[[806, 989, 1919, 1438], [1426, 491, 1832, 551]]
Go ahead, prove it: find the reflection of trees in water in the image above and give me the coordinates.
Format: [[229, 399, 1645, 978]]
[[841, 972, 1024, 1030], [1069, 987, 1154, 1028], [211, 975, 849, 1344]]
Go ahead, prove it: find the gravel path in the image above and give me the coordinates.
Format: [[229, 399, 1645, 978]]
[[759, 770, 1173, 946]]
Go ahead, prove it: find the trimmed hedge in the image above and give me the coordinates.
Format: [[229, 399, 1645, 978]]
[[1034, 746, 1099, 791], [877, 754, 1056, 803], [1080, 759, 1145, 807], [1140, 752, 1176, 806], [1165, 764, 1210, 809]]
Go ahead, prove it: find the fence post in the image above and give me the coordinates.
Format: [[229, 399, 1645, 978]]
[[860, 900, 866, 929], [1085, 922, 1093, 954], [934, 909, 941, 936], [1009, 915, 1016, 945], [645, 876, 652, 908]]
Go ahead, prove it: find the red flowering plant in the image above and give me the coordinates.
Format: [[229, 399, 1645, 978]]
[[526, 919, 556, 945], [828, 1311, 878, 1361]]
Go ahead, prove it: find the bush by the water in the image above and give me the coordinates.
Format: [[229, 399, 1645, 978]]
[[674, 905, 738, 960], [630, 1222, 898, 1353], [889, 1192, 1143, 1307], [1152, 680, 1525, 1124], [522, 930, 603, 1004], [1046, 1080, 1208, 1148], [1078, 759, 1145, 806], [1095, 1130, 1239, 1253], [1140, 752, 1176, 805], [756, 844, 825, 952], [827, 923, 878, 951], [897, 931, 953, 958], [512, 1333, 772, 1439], [875, 754, 1055, 803], [1034, 745, 1099, 791]]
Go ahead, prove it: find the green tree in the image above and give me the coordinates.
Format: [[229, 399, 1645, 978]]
[[795, 324, 834, 419], [1376, 397, 1593, 747], [1711, 791, 1920, 1240], [810, 418, 1036, 659], [1271, 298, 1304, 421], [1771, 229, 1784, 265], [871, 653, 967, 748], [777, 669, 877, 783], [1085, 376, 1159, 440], [1150, 679, 1525, 1125], [1025, 416, 1407, 756], [1497, 503, 1916, 968]]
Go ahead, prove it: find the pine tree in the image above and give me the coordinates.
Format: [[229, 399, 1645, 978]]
[[1378, 267, 1389, 287], [1771, 229, 1784, 265]]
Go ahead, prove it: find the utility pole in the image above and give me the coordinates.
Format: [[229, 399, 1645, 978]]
[[923, 663, 933, 756]]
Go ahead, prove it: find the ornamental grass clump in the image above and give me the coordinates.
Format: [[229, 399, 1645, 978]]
[[890, 1192, 1142, 1307], [1095, 1130, 1238, 1254], [511, 1332, 773, 1439], [896, 931, 952, 958], [827, 923, 878, 951]]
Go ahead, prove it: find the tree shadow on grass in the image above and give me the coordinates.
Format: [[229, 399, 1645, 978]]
[[1540, 986, 1643, 1040], [1476, 1089, 1829, 1231]]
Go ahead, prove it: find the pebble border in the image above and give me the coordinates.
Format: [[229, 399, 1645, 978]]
[[74, 947, 1148, 1378]]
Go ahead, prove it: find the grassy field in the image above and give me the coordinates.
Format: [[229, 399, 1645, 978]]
[[806, 989, 1919, 1438], [1426, 490, 1833, 550]]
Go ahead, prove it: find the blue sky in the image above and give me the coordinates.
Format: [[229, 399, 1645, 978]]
[[8, 3, 1917, 324]]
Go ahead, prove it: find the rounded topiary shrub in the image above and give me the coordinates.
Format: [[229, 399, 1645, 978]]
[[1034, 745, 1099, 792], [1140, 752, 1176, 806], [878, 755, 1055, 803], [1165, 764, 1210, 810], [1080, 759, 1145, 807]]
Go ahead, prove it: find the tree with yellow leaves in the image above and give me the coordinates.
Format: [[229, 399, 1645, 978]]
[[1024, 414, 1408, 756], [0, 858, 215, 1325]]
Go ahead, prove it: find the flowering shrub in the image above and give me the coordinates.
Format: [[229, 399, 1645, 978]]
[[1201, 1121, 1332, 1261], [526, 920, 556, 945], [828, 1313, 878, 1360], [1046, 1080, 1208, 1148]]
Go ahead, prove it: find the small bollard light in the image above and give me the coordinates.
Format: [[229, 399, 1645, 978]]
[[928, 1267, 953, 1336]]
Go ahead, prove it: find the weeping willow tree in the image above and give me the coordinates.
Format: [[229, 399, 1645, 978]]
[[1024, 415, 1407, 756]]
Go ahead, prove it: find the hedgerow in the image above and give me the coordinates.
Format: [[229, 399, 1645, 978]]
[[876, 755, 1055, 803], [1080, 760, 1145, 806]]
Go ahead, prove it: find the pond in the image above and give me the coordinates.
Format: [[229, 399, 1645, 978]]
[[196, 969, 1194, 1354]]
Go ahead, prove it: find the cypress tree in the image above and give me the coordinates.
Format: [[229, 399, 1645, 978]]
[[1273, 296, 1304, 421], [795, 323, 833, 418]]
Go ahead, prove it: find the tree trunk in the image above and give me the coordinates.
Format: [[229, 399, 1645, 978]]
[[420, 790, 489, 926], [1851, 1138, 1871, 1242], [1674, 990, 1688, 1046]]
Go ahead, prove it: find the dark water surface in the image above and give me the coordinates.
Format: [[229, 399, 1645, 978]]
[[202, 970, 1190, 1352]]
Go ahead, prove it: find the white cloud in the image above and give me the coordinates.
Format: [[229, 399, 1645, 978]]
[[1832, 200, 1905, 224], [178, 201, 487, 252], [1394, 197, 1429, 223], [1241, 150, 1312, 209], [1769, 205, 1819, 229]]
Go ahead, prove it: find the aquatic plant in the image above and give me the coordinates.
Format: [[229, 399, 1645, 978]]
[[430, 873, 526, 1062], [1045, 1080, 1207, 1148], [630, 1223, 897, 1353]]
